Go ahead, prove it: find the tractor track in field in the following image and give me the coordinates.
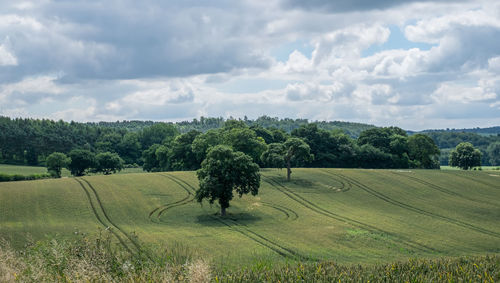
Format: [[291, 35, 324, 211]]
[[329, 172, 500, 239], [321, 172, 351, 193], [78, 178, 151, 260], [147, 174, 194, 222], [261, 202, 299, 220], [263, 176, 439, 254], [444, 171, 500, 190], [210, 215, 313, 260], [390, 171, 499, 207], [74, 178, 135, 255], [164, 173, 311, 260]]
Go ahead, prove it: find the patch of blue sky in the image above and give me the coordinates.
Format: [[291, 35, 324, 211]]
[[362, 25, 435, 57], [218, 78, 295, 94], [270, 39, 314, 62]]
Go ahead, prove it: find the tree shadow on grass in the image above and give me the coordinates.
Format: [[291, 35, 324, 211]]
[[195, 212, 262, 227]]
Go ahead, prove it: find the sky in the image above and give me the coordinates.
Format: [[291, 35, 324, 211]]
[[0, 0, 499, 130]]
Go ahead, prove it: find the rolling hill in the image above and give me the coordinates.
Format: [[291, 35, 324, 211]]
[[1, 169, 499, 268]]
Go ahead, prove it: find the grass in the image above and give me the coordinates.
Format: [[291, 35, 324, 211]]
[[0, 168, 499, 271], [0, 164, 144, 178], [441, 165, 500, 170], [0, 164, 71, 177], [1, 232, 498, 282]]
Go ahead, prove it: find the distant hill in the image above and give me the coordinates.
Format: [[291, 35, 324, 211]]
[[88, 116, 376, 137], [409, 126, 500, 136]]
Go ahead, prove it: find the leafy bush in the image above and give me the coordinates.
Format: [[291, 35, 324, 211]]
[[0, 173, 51, 182]]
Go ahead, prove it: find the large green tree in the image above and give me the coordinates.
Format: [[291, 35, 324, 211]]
[[195, 145, 260, 216], [67, 149, 96, 176], [408, 134, 440, 169], [45, 152, 69, 178], [283, 138, 313, 181], [95, 152, 124, 175], [449, 142, 482, 170]]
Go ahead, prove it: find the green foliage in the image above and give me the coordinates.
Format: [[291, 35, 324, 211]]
[[223, 127, 268, 164], [141, 144, 162, 172], [217, 256, 500, 282], [191, 129, 222, 162], [260, 143, 286, 169], [45, 152, 69, 178], [449, 142, 482, 170], [95, 152, 124, 175], [0, 172, 51, 182], [196, 145, 260, 216], [68, 149, 96, 176], [408, 134, 440, 169], [291, 124, 356, 168], [486, 142, 500, 166], [139, 123, 179, 149], [357, 144, 393, 168], [116, 132, 142, 165], [168, 130, 202, 171], [283, 138, 313, 180]]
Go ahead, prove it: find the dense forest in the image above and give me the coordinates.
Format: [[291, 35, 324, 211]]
[[1, 116, 498, 169]]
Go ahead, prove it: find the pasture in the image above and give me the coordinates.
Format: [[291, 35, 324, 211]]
[[0, 168, 499, 269]]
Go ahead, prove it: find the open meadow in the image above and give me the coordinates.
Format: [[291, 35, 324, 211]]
[[1, 168, 499, 271]]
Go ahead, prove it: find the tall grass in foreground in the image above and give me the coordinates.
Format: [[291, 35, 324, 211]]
[[0, 231, 498, 282]]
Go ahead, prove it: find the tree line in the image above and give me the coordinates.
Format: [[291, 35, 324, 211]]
[[2, 116, 497, 174]]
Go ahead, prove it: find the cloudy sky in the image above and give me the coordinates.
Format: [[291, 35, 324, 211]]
[[0, 0, 499, 130]]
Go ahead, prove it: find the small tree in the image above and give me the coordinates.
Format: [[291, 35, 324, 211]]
[[95, 152, 124, 175], [46, 152, 69, 178], [196, 145, 260, 216], [283, 138, 313, 181], [449, 142, 481, 170], [68, 149, 96, 176]]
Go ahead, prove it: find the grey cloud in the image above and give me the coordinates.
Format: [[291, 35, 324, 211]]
[[0, 0, 272, 81], [281, 0, 467, 13]]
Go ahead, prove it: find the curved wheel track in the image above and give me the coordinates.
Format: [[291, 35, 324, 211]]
[[147, 174, 194, 223], [261, 202, 299, 220], [164, 173, 311, 260], [319, 169, 351, 192], [390, 171, 499, 207], [330, 172, 500, 239], [263, 175, 439, 254]]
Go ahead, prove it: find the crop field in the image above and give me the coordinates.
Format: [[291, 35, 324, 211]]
[[0, 164, 143, 178], [0, 164, 71, 176], [0, 168, 499, 268]]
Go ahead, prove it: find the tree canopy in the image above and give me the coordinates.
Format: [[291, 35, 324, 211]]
[[283, 138, 313, 181], [449, 142, 482, 170], [195, 145, 260, 216], [95, 152, 124, 175], [45, 152, 69, 178], [67, 149, 96, 176]]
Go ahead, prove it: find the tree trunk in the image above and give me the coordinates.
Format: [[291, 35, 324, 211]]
[[286, 159, 291, 181], [221, 206, 226, 217]]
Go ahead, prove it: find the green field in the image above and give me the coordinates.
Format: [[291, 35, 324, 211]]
[[0, 164, 143, 178], [0, 168, 499, 268], [440, 165, 500, 171]]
